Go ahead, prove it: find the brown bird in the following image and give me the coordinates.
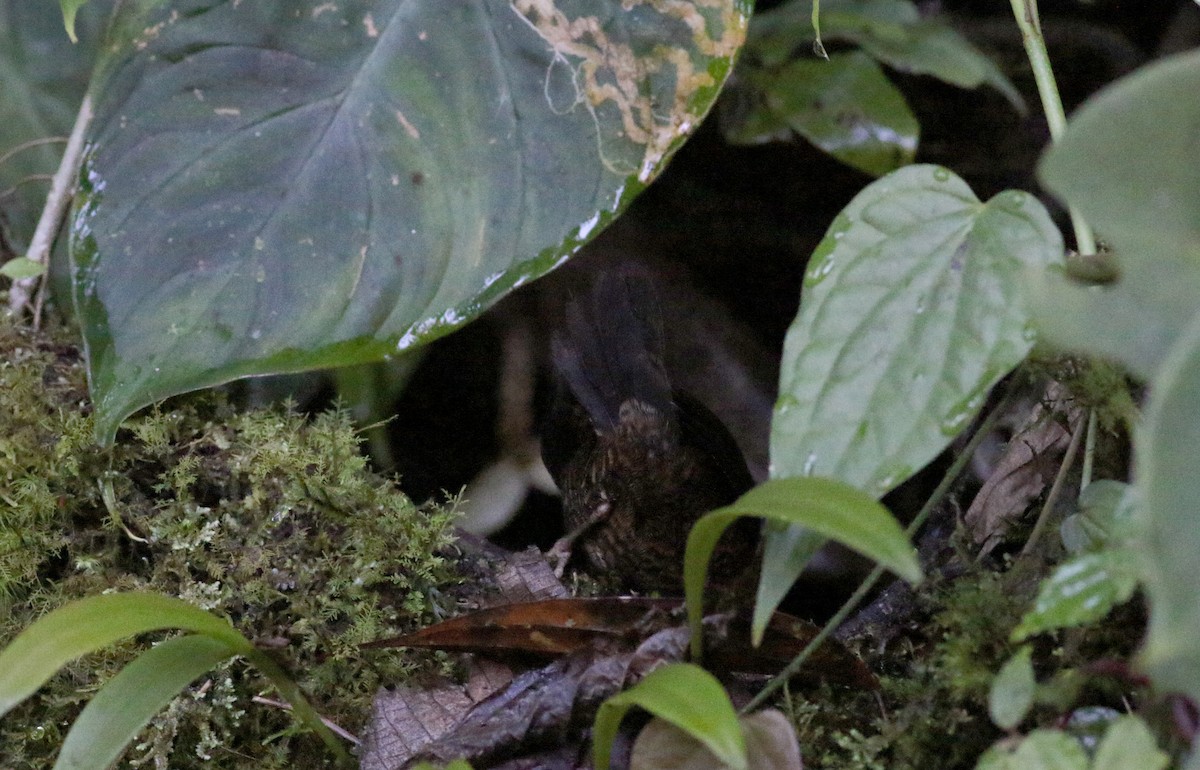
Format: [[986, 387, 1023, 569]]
[[540, 268, 758, 594]]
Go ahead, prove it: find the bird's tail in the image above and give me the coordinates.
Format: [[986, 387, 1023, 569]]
[[550, 267, 674, 431]]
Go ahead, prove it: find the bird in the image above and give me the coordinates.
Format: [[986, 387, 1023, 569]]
[[540, 267, 759, 595]]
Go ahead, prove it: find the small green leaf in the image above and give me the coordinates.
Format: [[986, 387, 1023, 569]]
[[685, 477, 920, 656], [824, 12, 1022, 110], [757, 51, 918, 176], [1137, 308, 1200, 707], [59, 1, 90, 42], [594, 664, 746, 770], [1011, 551, 1139, 642], [975, 729, 1088, 770], [1092, 716, 1169, 770], [1060, 481, 1135, 555], [743, 0, 1020, 107], [0, 257, 47, 280], [0, 592, 250, 718], [631, 709, 801, 770], [1037, 50, 1200, 380], [54, 634, 237, 770], [988, 645, 1035, 730]]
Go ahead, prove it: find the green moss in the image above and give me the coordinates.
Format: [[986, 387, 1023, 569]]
[[784, 570, 1032, 769], [0, 316, 460, 768]]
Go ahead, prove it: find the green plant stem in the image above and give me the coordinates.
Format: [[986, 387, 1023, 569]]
[[246, 650, 354, 767], [9, 93, 94, 324], [1080, 408, 1097, 489], [740, 382, 1019, 714], [1020, 412, 1085, 557], [1008, 0, 1096, 257]]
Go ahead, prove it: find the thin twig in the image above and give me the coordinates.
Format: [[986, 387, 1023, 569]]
[[1020, 412, 1085, 557], [0, 174, 56, 201], [1080, 408, 1097, 490], [0, 136, 68, 169], [9, 93, 94, 320], [251, 696, 361, 745], [741, 381, 1022, 714]]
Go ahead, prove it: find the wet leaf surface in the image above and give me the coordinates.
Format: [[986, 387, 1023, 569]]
[[71, 0, 750, 440]]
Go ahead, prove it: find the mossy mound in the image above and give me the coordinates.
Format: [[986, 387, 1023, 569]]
[[0, 317, 460, 768]]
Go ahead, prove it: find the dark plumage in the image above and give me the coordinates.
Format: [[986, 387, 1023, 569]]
[[541, 269, 757, 594]]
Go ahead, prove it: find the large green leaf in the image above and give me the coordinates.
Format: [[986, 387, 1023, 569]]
[[71, 0, 750, 441], [1036, 50, 1200, 380], [54, 634, 238, 770], [771, 164, 1060, 492], [759, 165, 1059, 634], [1137, 308, 1200, 712], [0, 1, 108, 251]]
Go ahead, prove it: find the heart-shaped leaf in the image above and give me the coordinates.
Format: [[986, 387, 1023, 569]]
[[71, 0, 750, 441], [771, 164, 1060, 494], [760, 164, 1059, 636]]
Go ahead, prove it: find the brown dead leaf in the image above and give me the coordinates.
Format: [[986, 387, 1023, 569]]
[[630, 710, 803, 770], [362, 597, 682, 657], [361, 602, 871, 769], [964, 383, 1083, 555]]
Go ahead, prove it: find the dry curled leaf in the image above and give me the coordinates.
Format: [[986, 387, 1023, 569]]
[[965, 383, 1083, 554]]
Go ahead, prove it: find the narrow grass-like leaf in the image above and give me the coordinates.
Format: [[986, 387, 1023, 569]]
[[54, 634, 237, 770], [0, 592, 250, 717], [593, 663, 746, 770], [685, 477, 921, 657]]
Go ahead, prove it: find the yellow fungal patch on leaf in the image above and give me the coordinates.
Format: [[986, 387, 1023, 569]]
[[511, 0, 747, 182]]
